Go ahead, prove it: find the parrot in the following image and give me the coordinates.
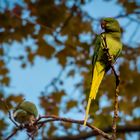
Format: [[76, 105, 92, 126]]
[[13, 101, 38, 125], [84, 17, 122, 126]]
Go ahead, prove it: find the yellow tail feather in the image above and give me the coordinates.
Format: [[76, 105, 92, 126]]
[[83, 98, 91, 126], [84, 62, 105, 126]]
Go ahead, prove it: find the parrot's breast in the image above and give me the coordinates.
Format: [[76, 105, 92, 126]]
[[106, 35, 122, 57], [98, 34, 122, 64]]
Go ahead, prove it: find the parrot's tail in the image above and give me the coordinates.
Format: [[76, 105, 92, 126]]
[[83, 97, 92, 126], [84, 62, 105, 126]]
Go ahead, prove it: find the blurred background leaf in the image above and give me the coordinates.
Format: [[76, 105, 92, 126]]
[[0, 0, 140, 139]]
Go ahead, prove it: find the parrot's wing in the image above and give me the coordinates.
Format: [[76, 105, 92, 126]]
[[91, 35, 103, 79], [92, 35, 102, 66]]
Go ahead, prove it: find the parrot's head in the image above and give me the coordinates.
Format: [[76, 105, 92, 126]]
[[13, 101, 38, 124], [101, 17, 121, 32]]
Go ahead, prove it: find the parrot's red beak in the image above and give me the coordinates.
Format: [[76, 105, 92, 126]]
[[101, 20, 107, 29]]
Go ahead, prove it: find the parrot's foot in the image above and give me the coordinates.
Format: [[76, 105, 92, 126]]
[[103, 47, 109, 51]]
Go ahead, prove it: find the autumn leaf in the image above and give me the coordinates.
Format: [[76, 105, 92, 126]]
[[37, 41, 55, 59], [66, 100, 77, 110]]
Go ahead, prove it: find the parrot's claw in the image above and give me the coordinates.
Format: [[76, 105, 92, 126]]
[[108, 55, 114, 62]]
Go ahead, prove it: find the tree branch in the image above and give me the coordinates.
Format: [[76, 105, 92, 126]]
[[111, 67, 120, 140], [42, 125, 140, 140], [36, 115, 112, 140], [101, 35, 120, 140], [5, 114, 112, 140]]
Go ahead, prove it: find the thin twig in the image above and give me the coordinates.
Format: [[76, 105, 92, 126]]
[[4, 129, 19, 140], [2, 99, 19, 127]]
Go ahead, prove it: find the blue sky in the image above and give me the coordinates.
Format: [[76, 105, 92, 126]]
[[6, 0, 140, 106], [1, 0, 140, 139]]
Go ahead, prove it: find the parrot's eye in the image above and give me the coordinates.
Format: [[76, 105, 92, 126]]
[[101, 20, 107, 29]]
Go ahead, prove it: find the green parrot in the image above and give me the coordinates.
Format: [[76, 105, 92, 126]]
[[13, 101, 38, 125], [84, 18, 122, 126]]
